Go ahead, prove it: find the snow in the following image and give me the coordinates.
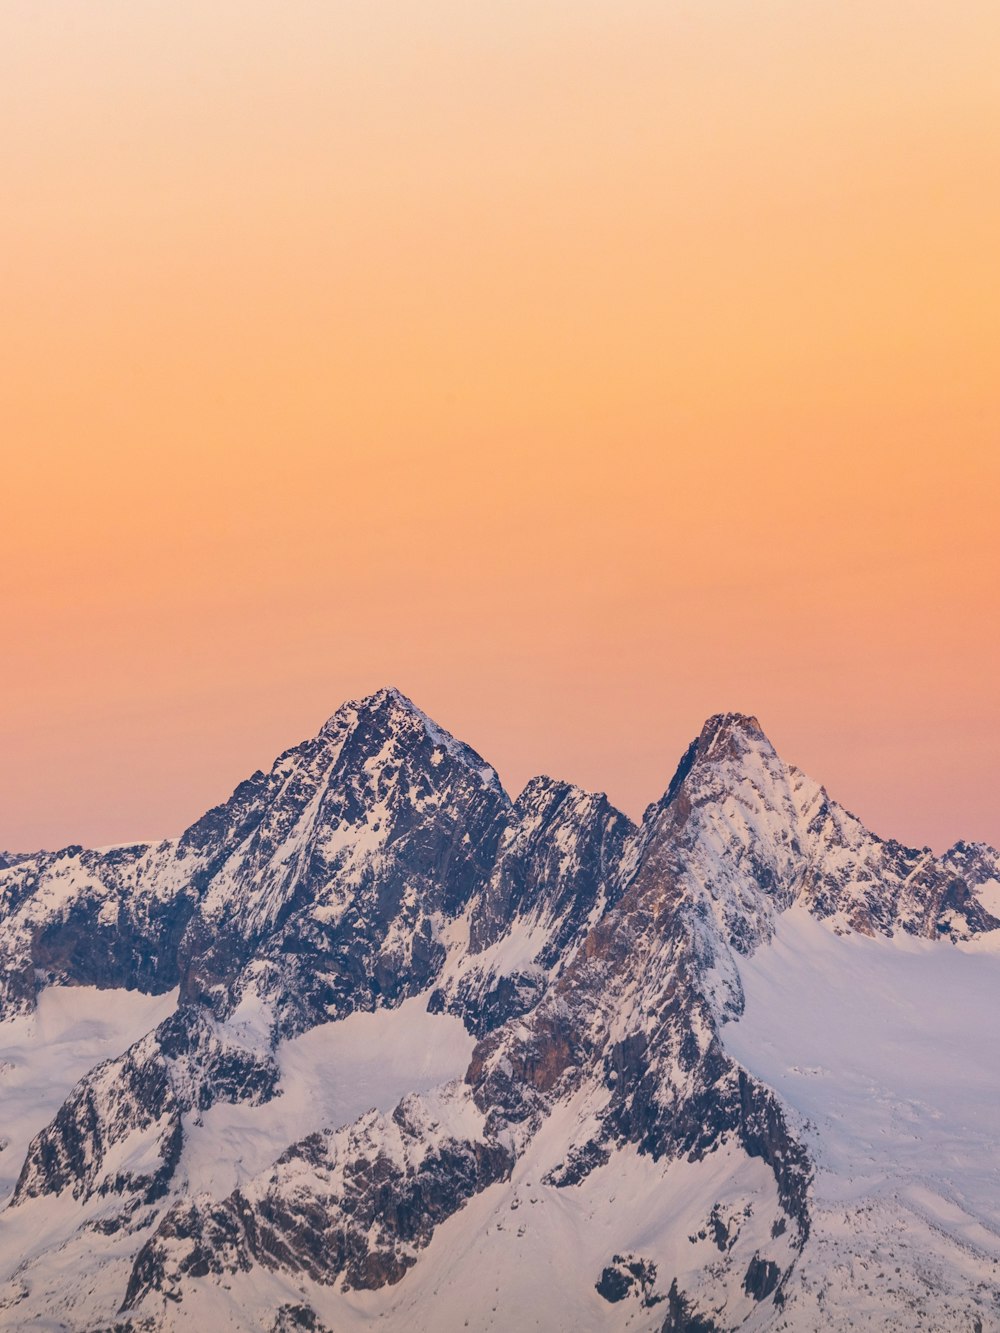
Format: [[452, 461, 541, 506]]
[[725, 906, 1000, 1207], [147, 1125, 789, 1333], [449, 915, 551, 978], [390, 688, 505, 795], [724, 905, 1000, 1327], [181, 998, 476, 1197], [383, 1088, 788, 1333], [977, 877, 1000, 918], [0, 986, 177, 1205], [2, 700, 998, 1331], [0, 997, 475, 1330]]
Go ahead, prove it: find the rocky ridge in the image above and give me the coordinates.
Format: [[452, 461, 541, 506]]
[[0, 691, 996, 1331]]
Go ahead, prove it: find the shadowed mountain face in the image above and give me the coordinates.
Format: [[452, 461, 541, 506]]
[[0, 691, 997, 1332]]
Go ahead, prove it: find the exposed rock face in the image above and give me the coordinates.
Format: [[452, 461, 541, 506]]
[[596, 1254, 662, 1306], [0, 841, 197, 1016], [743, 1254, 781, 1301], [270, 1305, 333, 1333], [175, 687, 512, 1035], [430, 776, 634, 1035], [0, 850, 41, 870], [468, 777, 633, 959], [661, 1277, 721, 1332], [121, 1088, 513, 1310], [465, 715, 815, 1265], [12, 1005, 278, 1209], [0, 691, 997, 1332], [5, 689, 516, 1223], [935, 840, 1000, 937]]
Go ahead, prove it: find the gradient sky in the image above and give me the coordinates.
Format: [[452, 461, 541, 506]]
[[2, 1, 998, 853]]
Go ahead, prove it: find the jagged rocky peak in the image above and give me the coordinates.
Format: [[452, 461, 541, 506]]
[[0, 687, 516, 1029], [319, 685, 505, 796], [942, 838, 1000, 884], [644, 710, 1000, 948], [693, 710, 770, 757], [645, 714, 805, 847], [179, 685, 505, 862], [468, 774, 634, 954], [0, 849, 41, 870], [634, 711, 809, 928], [0, 838, 198, 1019], [656, 710, 790, 813], [175, 687, 514, 1032], [183, 684, 512, 910], [429, 775, 634, 1036]]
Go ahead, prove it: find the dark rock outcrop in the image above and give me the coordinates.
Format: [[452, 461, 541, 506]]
[[743, 1253, 781, 1301], [596, 1254, 662, 1306], [122, 1090, 514, 1310]]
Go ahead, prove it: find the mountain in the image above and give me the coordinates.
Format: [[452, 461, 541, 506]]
[[0, 690, 997, 1332]]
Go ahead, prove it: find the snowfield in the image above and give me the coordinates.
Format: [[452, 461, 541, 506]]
[[0, 986, 178, 1203], [725, 908, 1000, 1329], [181, 997, 476, 1197]]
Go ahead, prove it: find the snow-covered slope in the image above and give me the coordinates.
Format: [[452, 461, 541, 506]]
[[0, 986, 178, 1203], [0, 692, 997, 1331], [725, 908, 1000, 1331]]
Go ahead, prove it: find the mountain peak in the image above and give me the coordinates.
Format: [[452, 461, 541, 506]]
[[320, 686, 505, 796], [656, 711, 776, 814], [688, 710, 781, 775], [362, 684, 416, 711], [320, 684, 416, 730], [698, 711, 768, 750]]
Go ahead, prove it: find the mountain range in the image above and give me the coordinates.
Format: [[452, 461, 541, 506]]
[[0, 687, 998, 1331]]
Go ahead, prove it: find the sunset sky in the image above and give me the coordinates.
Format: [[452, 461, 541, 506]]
[[2, 1, 998, 853]]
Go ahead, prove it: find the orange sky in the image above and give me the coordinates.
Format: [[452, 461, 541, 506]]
[[2, 1, 998, 853]]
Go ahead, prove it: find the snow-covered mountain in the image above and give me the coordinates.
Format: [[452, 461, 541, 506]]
[[0, 688, 997, 1331]]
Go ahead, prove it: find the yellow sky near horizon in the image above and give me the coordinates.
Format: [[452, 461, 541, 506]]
[[1, 1, 998, 851]]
